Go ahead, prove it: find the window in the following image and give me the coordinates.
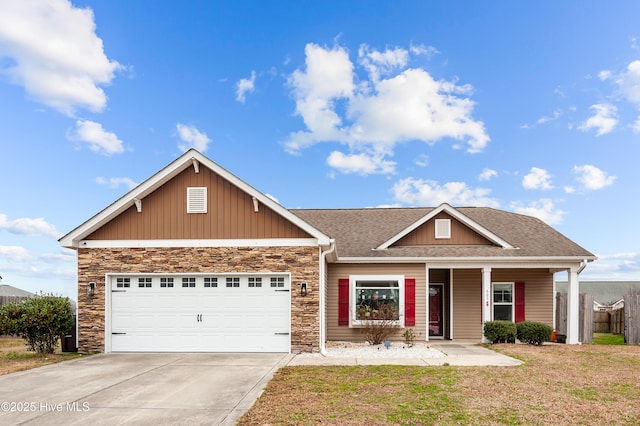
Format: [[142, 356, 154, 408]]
[[116, 278, 130, 288], [349, 275, 404, 326], [248, 277, 262, 288], [204, 277, 217, 288], [138, 277, 152, 288], [182, 277, 196, 288], [226, 277, 240, 288], [493, 283, 514, 321], [187, 187, 207, 213], [270, 277, 285, 288], [435, 218, 451, 239], [160, 277, 174, 288]]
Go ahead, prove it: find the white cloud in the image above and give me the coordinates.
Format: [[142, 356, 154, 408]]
[[176, 123, 211, 152], [522, 167, 553, 190], [479, 168, 497, 181], [0, 246, 32, 263], [358, 44, 409, 82], [578, 103, 618, 136], [327, 151, 396, 175], [285, 42, 489, 175], [68, 120, 124, 155], [510, 199, 565, 225], [414, 154, 429, 168], [598, 70, 612, 81], [235, 70, 256, 103], [409, 43, 439, 59], [95, 176, 139, 190], [0, 214, 61, 239], [0, 0, 121, 115], [391, 178, 499, 207], [573, 164, 616, 190], [614, 60, 640, 104]]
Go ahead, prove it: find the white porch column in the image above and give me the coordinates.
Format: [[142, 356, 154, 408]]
[[425, 265, 430, 342], [481, 267, 492, 342], [566, 267, 580, 344]]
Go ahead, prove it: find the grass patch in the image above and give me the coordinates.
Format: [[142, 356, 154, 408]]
[[0, 336, 84, 375], [239, 344, 640, 425], [593, 332, 626, 345]]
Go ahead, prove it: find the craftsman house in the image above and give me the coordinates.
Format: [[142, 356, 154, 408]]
[[60, 149, 596, 353]]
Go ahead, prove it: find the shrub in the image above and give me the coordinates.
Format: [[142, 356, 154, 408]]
[[483, 320, 516, 344], [402, 327, 417, 347], [0, 294, 75, 353], [516, 321, 553, 345], [358, 303, 400, 345]]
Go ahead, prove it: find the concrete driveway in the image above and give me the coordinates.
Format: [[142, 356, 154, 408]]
[[0, 352, 291, 425]]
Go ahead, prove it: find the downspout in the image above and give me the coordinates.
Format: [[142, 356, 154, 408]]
[[319, 239, 336, 356]]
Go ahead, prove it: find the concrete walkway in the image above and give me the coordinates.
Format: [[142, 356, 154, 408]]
[[288, 342, 523, 366]]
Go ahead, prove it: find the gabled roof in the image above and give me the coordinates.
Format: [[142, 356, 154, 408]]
[[59, 149, 331, 248], [376, 203, 514, 249], [0, 284, 35, 298], [291, 206, 596, 262], [556, 281, 640, 305]]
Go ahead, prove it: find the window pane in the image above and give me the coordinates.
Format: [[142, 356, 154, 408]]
[[494, 305, 512, 321], [356, 287, 399, 320], [493, 284, 512, 303]]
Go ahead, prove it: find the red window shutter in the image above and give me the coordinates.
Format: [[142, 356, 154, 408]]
[[338, 278, 349, 326], [515, 281, 525, 323], [405, 278, 416, 326]]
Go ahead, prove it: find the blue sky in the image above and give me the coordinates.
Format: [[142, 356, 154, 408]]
[[1, 0, 639, 300]]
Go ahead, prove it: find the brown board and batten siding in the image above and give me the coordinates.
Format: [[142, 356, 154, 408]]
[[326, 263, 426, 342], [87, 166, 311, 240], [393, 212, 494, 247]]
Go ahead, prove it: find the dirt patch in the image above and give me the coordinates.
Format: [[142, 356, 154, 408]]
[[239, 343, 640, 425]]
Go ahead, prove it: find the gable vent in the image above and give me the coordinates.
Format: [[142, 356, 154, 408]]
[[435, 218, 451, 239], [187, 187, 207, 213]]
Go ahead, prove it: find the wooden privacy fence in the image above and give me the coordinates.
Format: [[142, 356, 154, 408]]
[[625, 294, 640, 345], [0, 295, 29, 306], [555, 292, 593, 343], [610, 308, 625, 335]]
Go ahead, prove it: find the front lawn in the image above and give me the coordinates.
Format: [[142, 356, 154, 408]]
[[0, 337, 83, 375], [239, 344, 640, 425]]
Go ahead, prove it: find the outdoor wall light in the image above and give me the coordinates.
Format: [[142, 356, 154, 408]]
[[300, 282, 308, 297], [87, 282, 96, 296]]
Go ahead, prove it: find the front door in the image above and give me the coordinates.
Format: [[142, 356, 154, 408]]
[[429, 284, 444, 337]]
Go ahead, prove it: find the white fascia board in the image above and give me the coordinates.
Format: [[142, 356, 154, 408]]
[[78, 238, 320, 249], [60, 149, 331, 248], [375, 203, 515, 250], [336, 256, 596, 269]]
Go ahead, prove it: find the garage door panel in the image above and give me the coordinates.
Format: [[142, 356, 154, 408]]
[[110, 274, 290, 352]]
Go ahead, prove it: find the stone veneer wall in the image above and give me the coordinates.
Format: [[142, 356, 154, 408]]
[[77, 246, 320, 353]]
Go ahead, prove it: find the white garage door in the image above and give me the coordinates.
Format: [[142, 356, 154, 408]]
[[109, 274, 290, 352]]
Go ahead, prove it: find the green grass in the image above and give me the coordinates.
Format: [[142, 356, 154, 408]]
[[592, 332, 625, 345]]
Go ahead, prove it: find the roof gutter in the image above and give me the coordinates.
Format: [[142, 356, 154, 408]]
[[319, 239, 336, 356]]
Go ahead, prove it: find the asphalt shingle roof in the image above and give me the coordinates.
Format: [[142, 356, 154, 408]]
[[291, 207, 595, 259]]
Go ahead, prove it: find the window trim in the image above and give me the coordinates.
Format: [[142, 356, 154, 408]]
[[349, 275, 405, 328], [492, 282, 515, 321]]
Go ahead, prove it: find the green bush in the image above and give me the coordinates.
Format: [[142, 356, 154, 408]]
[[516, 321, 553, 345], [483, 320, 516, 344], [0, 294, 75, 353]]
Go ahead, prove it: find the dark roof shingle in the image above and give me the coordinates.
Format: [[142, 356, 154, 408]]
[[291, 207, 594, 260]]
